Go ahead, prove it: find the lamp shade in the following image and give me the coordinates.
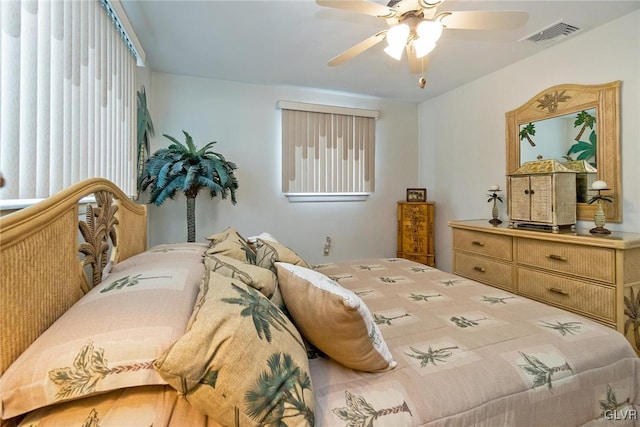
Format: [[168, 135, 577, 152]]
[[416, 20, 443, 42], [413, 38, 436, 58], [386, 23, 410, 48], [384, 24, 409, 60]]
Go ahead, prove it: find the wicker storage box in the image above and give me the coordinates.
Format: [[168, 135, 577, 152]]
[[562, 160, 597, 203], [508, 159, 577, 232]]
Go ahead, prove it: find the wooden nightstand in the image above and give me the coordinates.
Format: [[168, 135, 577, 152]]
[[449, 219, 640, 354], [397, 202, 435, 266]]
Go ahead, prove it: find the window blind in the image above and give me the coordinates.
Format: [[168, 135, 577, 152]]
[[0, 0, 142, 202], [280, 101, 377, 195]]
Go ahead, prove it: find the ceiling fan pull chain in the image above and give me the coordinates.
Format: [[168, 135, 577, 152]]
[[418, 58, 427, 89]]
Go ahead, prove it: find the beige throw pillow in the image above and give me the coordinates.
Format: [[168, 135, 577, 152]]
[[154, 273, 314, 426], [205, 227, 255, 263], [255, 239, 309, 272], [204, 254, 277, 298], [275, 262, 397, 373]]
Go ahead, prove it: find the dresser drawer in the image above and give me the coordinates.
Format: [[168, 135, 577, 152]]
[[517, 268, 615, 323], [453, 229, 512, 261], [454, 251, 514, 291], [517, 239, 615, 283], [399, 203, 432, 220]]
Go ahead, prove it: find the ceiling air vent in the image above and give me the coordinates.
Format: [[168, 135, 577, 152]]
[[520, 20, 584, 48]]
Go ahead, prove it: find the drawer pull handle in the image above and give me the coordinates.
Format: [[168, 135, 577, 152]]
[[548, 254, 568, 261], [471, 241, 485, 247], [548, 287, 569, 296], [473, 266, 486, 273]]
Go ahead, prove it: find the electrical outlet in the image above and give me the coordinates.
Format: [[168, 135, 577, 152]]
[[323, 236, 331, 256]]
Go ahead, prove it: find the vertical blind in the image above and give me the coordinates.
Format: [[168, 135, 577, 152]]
[[280, 101, 378, 194], [0, 0, 139, 201]]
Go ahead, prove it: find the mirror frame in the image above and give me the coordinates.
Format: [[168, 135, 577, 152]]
[[506, 81, 621, 223]]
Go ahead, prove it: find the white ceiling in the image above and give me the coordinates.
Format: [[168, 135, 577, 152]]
[[120, 0, 640, 103]]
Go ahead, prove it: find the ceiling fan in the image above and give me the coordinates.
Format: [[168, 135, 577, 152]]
[[317, 0, 528, 84]]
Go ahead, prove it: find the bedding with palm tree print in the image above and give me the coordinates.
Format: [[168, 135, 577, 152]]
[[11, 257, 640, 427], [308, 258, 640, 427]]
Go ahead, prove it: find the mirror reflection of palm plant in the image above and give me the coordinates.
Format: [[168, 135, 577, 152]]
[[222, 283, 304, 349], [567, 130, 597, 164], [100, 273, 172, 293], [573, 110, 596, 141], [518, 352, 573, 390], [599, 384, 630, 418], [373, 312, 410, 326], [405, 345, 459, 367], [49, 341, 154, 400], [539, 320, 582, 336], [624, 287, 640, 349], [519, 123, 536, 147], [245, 352, 314, 425], [140, 131, 238, 242], [332, 390, 412, 426]]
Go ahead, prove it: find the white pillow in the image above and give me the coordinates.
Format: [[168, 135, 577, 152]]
[[247, 232, 278, 244], [275, 262, 396, 372]]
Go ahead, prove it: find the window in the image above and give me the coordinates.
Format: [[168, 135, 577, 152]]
[[0, 0, 145, 206], [279, 101, 378, 202]]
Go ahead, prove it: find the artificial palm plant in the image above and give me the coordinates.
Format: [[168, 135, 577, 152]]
[[140, 131, 238, 242]]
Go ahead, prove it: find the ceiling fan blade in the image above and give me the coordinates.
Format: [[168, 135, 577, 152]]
[[405, 44, 430, 74], [328, 31, 386, 66], [316, 0, 396, 18], [437, 11, 528, 30]]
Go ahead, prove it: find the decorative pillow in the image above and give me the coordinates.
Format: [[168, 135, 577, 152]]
[[154, 273, 314, 426], [247, 232, 278, 244], [204, 254, 277, 299], [255, 239, 309, 272], [275, 262, 397, 373], [205, 227, 255, 263], [110, 242, 208, 273], [0, 254, 205, 419]]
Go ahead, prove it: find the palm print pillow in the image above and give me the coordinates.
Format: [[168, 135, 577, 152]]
[[154, 272, 314, 426], [0, 248, 205, 419]]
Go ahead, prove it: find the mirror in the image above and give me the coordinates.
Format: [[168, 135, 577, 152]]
[[506, 81, 621, 222]]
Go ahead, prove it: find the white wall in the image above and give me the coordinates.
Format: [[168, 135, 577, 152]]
[[419, 10, 640, 273], [145, 73, 419, 264]]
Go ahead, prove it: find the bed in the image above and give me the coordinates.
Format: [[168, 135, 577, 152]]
[[1, 178, 639, 426]]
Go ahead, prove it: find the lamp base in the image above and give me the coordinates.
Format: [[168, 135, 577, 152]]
[[589, 226, 611, 235], [489, 218, 502, 225]]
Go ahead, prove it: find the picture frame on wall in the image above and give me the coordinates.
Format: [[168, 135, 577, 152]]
[[406, 188, 427, 202]]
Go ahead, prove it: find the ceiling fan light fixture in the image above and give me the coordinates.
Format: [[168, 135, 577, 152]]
[[416, 20, 443, 42], [386, 23, 410, 48], [384, 23, 410, 60], [413, 38, 436, 58], [384, 43, 405, 60]]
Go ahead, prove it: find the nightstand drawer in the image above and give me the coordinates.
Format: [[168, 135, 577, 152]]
[[517, 239, 615, 283], [453, 229, 512, 261], [454, 251, 514, 291], [517, 268, 615, 323]]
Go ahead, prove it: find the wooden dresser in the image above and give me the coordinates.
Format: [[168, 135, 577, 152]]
[[449, 220, 640, 353], [397, 202, 435, 267]]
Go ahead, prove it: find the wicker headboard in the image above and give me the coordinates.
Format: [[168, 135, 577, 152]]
[[0, 178, 147, 378]]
